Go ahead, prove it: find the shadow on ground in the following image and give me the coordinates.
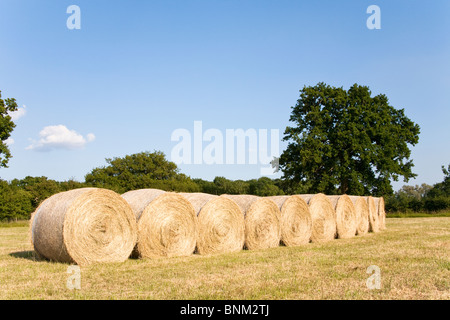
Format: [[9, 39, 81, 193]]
[[9, 250, 40, 261]]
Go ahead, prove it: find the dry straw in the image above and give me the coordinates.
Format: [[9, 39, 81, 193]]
[[179, 193, 245, 255], [267, 195, 312, 246], [374, 197, 386, 230], [222, 195, 281, 250], [298, 194, 336, 243], [327, 195, 357, 239], [348, 196, 369, 235], [30, 188, 137, 266], [366, 196, 380, 232], [121, 189, 197, 258]]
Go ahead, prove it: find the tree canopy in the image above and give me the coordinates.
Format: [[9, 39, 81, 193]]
[[84, 151, 200, 193], [279, 83, 420, 195], [426, 164, 450, 198], [0, 90, 18, 168]]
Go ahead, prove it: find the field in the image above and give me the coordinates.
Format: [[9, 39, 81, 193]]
[[0, 217, 448, 300]]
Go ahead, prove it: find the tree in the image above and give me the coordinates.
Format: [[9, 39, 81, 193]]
[[58, 178, 86, 192], [85, 151, 200, 193], [0, 90, 19, 168], [209, 177, 250, 195], [10, 176, 62, 208], [279, 83, 420, 196], [397, 183, 433, 200], [385, 183, 432, 212], [248, 177, 284, 196], [0, 180, 34, 221], [426, 164, 450, 198]]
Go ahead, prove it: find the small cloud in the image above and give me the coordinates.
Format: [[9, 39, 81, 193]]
[[26, 125, 95, 151], [5, 138, 14, 146], [86, 133, 96, 142], [8, 105, 27, 121]]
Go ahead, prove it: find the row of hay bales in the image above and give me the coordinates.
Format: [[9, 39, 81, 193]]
[[29, 188, 386, 266]]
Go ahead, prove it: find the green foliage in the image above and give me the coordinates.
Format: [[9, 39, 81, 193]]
[[386, 165, 450, 213], [85, 151, 200, 193], [423, 197, 450, 212], [426, 164, 450, 198], [276, 179, 312, 196], [58, 179, 86, 192], [385, 184, 432, 212], [10, 176, 61, 208], [210, 177, 250, 195], [248, 177, 284, 196], [0, 149, 289, 220], [193, 176, 250, 195], [0, 90, 19, 168], [279, 83, 420, 196], [0, 177, 88, 221], [0, 180, 34, 221], [192, 176, 285, 196], [84, 151, 287, 196]]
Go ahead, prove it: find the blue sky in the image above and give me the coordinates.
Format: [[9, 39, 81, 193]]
[[0, 0, 449, 190]]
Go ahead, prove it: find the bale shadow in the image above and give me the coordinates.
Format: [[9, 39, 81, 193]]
[[9, 250, 41, 262]]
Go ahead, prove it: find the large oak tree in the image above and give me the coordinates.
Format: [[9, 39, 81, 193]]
[[279, 83, 420, 196]]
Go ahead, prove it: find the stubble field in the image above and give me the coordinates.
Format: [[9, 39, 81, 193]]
[[0, 217, 448, 300]]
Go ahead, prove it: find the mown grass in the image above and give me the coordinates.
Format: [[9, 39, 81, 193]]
[[0, 217, 448, 300], [0, 220, 30, 228], [387, 211, 450, 218]]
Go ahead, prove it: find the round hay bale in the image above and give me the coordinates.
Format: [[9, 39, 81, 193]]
[[222, 195, 281, 250], [267, 195, 312, 246], [29, 202, 47, 262], [179, 193, 245, 255], [121, 189, 197, 258], [327, 195, 357, 239], [348, 196, 369, 235], [366, 196, 380, 233], [298, 194, 336, 243], [374, 197, 386, 230], [30, 188, 137, 265]]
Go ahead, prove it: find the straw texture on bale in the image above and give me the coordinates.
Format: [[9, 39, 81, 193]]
[[327, 195, 357, 239], [267, 195, 312, 246], [374, 197, 386, 230], [179, 193, 245, 255], [121, 189, 197, 258], [222, 195, 281, 250], [30, 188, 137, 266], [298, 194, 336, 243], [348, 196, 369, 235], [29, 202, 45, 261], [366, 196, 380, 233]]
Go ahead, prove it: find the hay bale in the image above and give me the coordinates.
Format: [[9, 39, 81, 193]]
[[267, 195, 312, 246], [179, 193, 245, 255], [374, 197, 386, 230], [121, 189, 197, 258], [366, 196, 380, 232], [327, 195, 357, 239], [30, 188, 137, 265], [348, 196, 369, 235], [298, 194, 336, 243], [29, 202, 45, 261], [222, 195, 281, 250]]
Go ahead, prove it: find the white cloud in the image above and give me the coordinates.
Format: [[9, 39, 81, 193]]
[[86, 133, 96, 142], [8, 105, 27, 121], [5, 138, 14, 146], [26, 125, 95, 151]]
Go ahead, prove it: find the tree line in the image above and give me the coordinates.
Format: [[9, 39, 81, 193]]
[[1, 83, 448, 221], [0, 151, 285, 220], [385, 165, 450, 213], [1, 151, 448, 221]]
